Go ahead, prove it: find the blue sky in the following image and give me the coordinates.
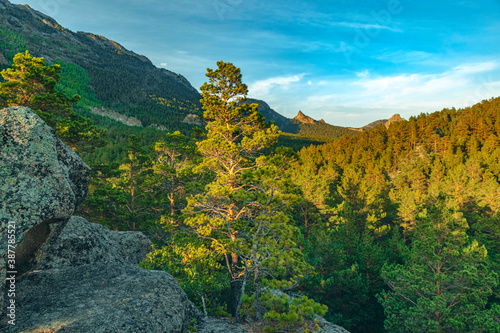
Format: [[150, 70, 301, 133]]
[[11, 0, 500, 127]]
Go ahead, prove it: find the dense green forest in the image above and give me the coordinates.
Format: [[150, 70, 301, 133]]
[[79, 69, 500, 332], [291, 119, 357, 140], [1, 52, 499, 332]]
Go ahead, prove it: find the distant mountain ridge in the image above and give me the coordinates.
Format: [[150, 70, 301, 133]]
[[0, 0, 389, 142], [0, 0, 201, 128], [245, 99, 359, 140]]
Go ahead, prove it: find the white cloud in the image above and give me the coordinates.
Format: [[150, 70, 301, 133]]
[[352, 61, 500, 108], [248, 74, 304, 97], [330, 21, 403, 33], [356, 70, 370, 78], [375, 50, 434, 64], [276, 61, 500, 127]]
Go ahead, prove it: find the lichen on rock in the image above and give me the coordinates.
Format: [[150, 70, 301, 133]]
[[0, 106, 91, 312]]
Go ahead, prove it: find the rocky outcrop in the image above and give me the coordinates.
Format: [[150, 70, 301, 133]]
[[182, 113, 204, 126], [89, 107, 143, 127], [0, 106, 203, 332], [316, 317, 351, 333], [198, 318, 249, 333], [384, 113, 405, 128], [0, 49, 8, 65], [148, 123, 169, 131], [4, 216, 202, 333], [294, 110, 317, 124], [0, 106, 91, 310], [35, 216, 152, 269]]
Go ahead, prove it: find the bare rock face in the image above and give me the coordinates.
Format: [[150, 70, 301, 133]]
[[0, 49, 8, 65], [0, 106, 91, 311], [294, 110, 317, 124], [89, 107, 143, 127], [11, 264, 200, 333], [35, 216, 152, 269], [0, 106, 203, 332], [3, 217, 202, 333], [198, 318, 249, 333], [384, 113, 405, 128], [182, 113, 203, 126]]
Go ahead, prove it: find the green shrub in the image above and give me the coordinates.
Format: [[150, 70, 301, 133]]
[[241, 291, 328, 332]]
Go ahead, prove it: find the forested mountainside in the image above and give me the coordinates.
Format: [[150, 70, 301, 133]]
[[292, 97, 500, 331], [0, 0, 201, 130], [76, 84, 500, 332], [1, 1, 499, 331], [0, 0, 362, 155]]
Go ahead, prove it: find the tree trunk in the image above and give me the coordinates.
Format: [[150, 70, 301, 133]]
[[254, 266, 264, 321], [230, 251, 239, 317], [231, 279, 240, 318], [236, 268, 250, 323]]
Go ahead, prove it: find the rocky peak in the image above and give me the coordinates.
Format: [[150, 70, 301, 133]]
[[294, 110, 316, 124], [385, 113, 405, 128]]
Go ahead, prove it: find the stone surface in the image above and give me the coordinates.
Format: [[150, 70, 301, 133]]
[[36, 216, 152, 269], [6, 264, 201, 333], [1, 216, 201, 332], [182, 113, 204, 126], [384, 113, 405, 128], [294, 110, 317, 124], [316, 317, 351, 333], [89, 107, 143, 127], [0, 106, 91, 310], [198, 318, 248, 333]]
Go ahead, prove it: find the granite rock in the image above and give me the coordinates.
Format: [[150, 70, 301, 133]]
[[0, 106, 91, 311]]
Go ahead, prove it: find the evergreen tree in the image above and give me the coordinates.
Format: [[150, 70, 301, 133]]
[[0, 51, 105, 151], [151, 131, 199, 225], [119, 134, 153, 231], [378, 201, 499, 332], [185, 61, 284, 317]]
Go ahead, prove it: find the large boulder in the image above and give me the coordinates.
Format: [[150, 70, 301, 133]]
[[35, 216, 152, 269], [0, 106, 91, 310], [1, 215, 203, 332], [10, 264, 200, 332]]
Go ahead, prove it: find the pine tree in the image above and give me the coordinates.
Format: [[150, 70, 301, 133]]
[[0, 51, 105, 151], [119, 135, 153, 231], [185, 61, 280, 316], [378, 200, 499, 332]]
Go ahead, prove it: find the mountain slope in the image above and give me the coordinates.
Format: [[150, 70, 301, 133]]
[[0, 0, 201, 128], [245, 98, 299, 133], [246, 99, 358, 140], [291, 110, 358, 140], [0, 0, 358, 146]]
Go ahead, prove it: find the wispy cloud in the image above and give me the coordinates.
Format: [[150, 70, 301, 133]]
[[248, 74, 305, 97], [267, 61, 500, 126], [329, 21, 403, 33], [374, 50, 435, 64], [353, 61, 499, 106]]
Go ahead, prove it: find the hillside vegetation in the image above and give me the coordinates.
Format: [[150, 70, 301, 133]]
[[1, 1, 499, 331]]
